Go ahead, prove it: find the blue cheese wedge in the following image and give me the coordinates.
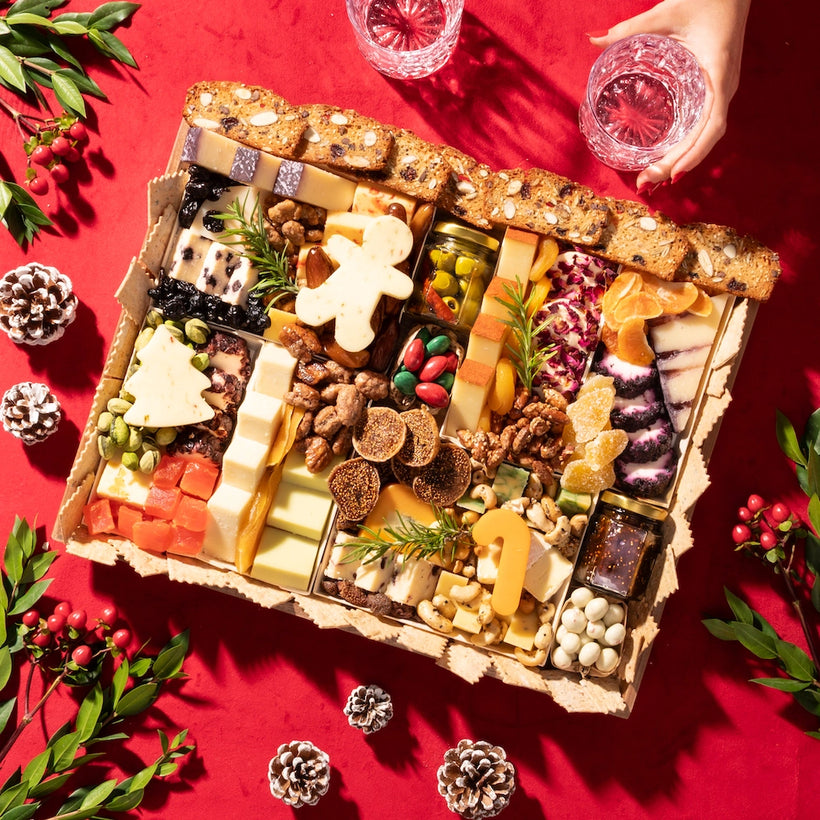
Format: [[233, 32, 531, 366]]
[[167, 228, 210, 285]]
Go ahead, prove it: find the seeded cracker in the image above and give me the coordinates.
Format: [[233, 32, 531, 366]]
[[327, 458, 381, 521], [293, 103, 393, 172], [352, 406, 407, 462], [674, 222, 781, 301], [412, 443, 471, 506], [590, 198, 689, 279], [482, 167, 610, 244], [183, 81, 306, 158], [436, 145, 493, 229]]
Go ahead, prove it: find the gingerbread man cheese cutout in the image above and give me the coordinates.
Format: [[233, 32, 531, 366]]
[[295, 215, 414, 353]]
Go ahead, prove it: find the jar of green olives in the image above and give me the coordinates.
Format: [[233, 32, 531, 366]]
[[410, 221, 499, 332]]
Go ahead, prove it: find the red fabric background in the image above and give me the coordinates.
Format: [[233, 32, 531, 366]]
[[1, 1, 819, 817]]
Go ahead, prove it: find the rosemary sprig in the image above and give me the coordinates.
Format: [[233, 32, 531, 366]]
[[343, 506, 473, 565], [497, 280, 556, 393], [215, 193, 298, 304]]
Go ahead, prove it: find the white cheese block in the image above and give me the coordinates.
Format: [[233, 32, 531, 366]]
[[324, 540, 362, 582], [167, 228, 211, 285], [96, 458, 153, 507], [266, 482, 334, 541], [383, 556, 440, 607], [222, 261, 258, 306], [250, 526, 320, 592], [195, 243, 249, 296], [523, 532, 573, 603], [123, 325, 214, 428], [220, 436, 270, 490], [233, 394, 284, 445], [281, 448, 341, 490], [352, 181, 417, 219], [190, 185, 263, 242], [203, 483, 255, 563], [354, 552, 396, 593], [249, 342, 297, 397], [273, 160, 356, 212]]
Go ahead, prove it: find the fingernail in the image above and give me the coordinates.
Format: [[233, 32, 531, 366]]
[[586, 29, 609, 38], [636, 182, 650, 195], [671, 171, 687, 184], [642, 163, 666, 184]]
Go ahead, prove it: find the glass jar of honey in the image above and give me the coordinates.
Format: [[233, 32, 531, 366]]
[[573, 491, 667, 600], [410, 221, 499, 332]]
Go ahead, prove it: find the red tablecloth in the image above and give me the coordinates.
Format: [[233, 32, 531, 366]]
[[1, 1, 818, 817]]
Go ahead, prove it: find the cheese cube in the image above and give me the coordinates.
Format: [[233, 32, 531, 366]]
[[494, 227, 539, 284], [524, 531, 573, 602], [263, 308, 301, 345], [267, 482, 333, 541], [96, 458, 153, 507], [250, 526, 320, 591], [190, 186, 263, 242], [492, 463, 530, 504], [180, 127, 237, 176], [434, 570, 470, 599], [167, 229, 211, 285], [452, 595, 484, 634], [222, 262, 258, 306], [324, 539, 362, 582], [233, 394, 284, 445], [465, 313, 508, 369], [220, 436, 270, 490], [442, 359, 494, 438], [273, 160, 356, 212], [352, 181, 417, 219], [281, 448, 340, 490], [322, 211, 374, 244], [354, 552, 396, 593], [249, 342, 297, 397], [195, 244, 249, 296], [502, 607, 541, 650], [383, 556, 441, 606], [480, 277, 516, 322], [203, 484, 255, 563]]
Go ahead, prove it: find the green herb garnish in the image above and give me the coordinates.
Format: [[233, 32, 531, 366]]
[[343, 506, 473, 565], [215, 193, 298, 304], [497, 280, 556, 393]]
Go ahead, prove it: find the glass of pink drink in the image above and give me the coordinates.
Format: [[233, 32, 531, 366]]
[[345, 0, 464, 80], [579, 34, 706, 172]]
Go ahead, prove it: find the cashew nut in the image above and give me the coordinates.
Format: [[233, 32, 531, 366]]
[[432, 594, 456, 620], [470, 483, 497, 510], [469, 617, 504, 646], [523, 471, 544, 500], [417, 599, 453, 633], [525, 502, 550, 531], [501, 497, 528, 515], [570, 514, 588, 537], [533, 622, 553, 650], [514, 646, 548, 667], [537, 602, 556, 624], [541, 494, 560, 523], [477, 594, 495, 626], [543, 515, 571, 548], [471, 467, 490, 485], [448, 580, 483, 604]]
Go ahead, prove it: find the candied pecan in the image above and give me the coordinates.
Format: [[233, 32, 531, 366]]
[[513, 387, 531, 411], [540, 406, 569, 428], [366, 592, 394, 617], [279, 323, 322, 363], [281, 219, 306, 246], [296, 360, 329, 386], [324, 360, 354, 383], [354, 370, 389, 401], [529, 417, 549, 437], [470, 429, 489, 462], [304, 435, 333, 473], [266, 227, 286, 252], [268, 199, 297, 224], [300, 204, 326, 224], [284, 383, 321, 411], [542, 387, 569, 411], [305, 228, 324, 243], [512, 428, 532, 454], [335, 383, 365, 427], [530, 459, 554, 487], [321, 579, 340, 597], [331, 426, 353, 456], [486, 446, 507, 472], [539, 438, 563, 460], [313, 405, 343, 439], [522, 402, 545, 419], [499, 425, 517, 452], [320, 382, 344, 403], [295, 410, 314, 441]]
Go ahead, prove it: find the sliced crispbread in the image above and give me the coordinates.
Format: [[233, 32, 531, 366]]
[[481, 168, 610, 245], [674, 222, 781, 301], [364, 127, 450, 202], [293, 102, 394, 171], [183, 81, 306, 157], [436, 144, 493, 229], [590, 198, 689, 280]]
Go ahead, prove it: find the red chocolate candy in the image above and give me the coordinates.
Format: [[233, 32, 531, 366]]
[[403, 337, 425, 372], [415, 381, 450, 408]]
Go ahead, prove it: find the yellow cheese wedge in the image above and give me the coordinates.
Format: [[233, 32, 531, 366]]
[[96, 458, 153, 507], [352, 181, 417, 219], [266, 482, 334, 541], [274, 160, 356, 212], [465, 313, 508, 369], [361, 484, 437, 536], [502, 607, 541, 650], [442, 359, 494, 438], [524, 532, 573, 603], [322, 211, 374, 244], [495, 227, 539, 284], [250, 526, 320, 591]]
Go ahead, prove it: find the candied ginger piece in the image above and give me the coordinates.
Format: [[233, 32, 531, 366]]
[[560, 459, 616, 494], [584, 429, 629, 471], [577, 373, 614, 397], [566, 387, 615, 444], [617, 317, 654, 367]]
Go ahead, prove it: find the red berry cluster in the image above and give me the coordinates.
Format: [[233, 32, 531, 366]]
[[24, 115, 89, 196], [21, 601, 131, 675], [732, 493, 796, 561]]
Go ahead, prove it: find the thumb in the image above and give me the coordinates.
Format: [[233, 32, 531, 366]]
[[588, 5, 673, 49]]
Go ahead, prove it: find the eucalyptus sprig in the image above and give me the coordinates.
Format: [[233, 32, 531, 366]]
[[343, 506, 473, 566], [497, 280, 556, 393], [0, 517, 196, 816], [0, 0, 141, 246], [703, 407, 820, 740], [214, 194, 297, 304]]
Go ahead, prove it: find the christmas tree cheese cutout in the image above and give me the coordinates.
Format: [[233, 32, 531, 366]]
[[123, 324, 214, 428]]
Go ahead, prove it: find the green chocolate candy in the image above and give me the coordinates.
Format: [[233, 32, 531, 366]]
[[435, 371, 455, 391], [425, 334, 451, 356], [393, 370, 420, 395]]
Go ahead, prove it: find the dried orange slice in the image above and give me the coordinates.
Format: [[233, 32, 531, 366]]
[[617, 316, 655, 366], [584, 429, 628, 471], [560, 459, 616, 494], [600, 321, 620, 354], [613, 291, 663, 324], [687, 287, 714, 317], [601, 271, 643, 318], [646, 279, 699, 315]]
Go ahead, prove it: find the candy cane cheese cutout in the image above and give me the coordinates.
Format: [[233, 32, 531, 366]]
[[472, 508, 531, 617]]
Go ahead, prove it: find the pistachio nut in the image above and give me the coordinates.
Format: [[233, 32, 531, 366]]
[[96, 411, 114, 433], [191, 352, 210, 371], [121, 451, 139, 471], [97, 434, 114, 460], [110, 416, 130, 447], [145, 309, 164, 328], [139, 449, 161, 474], [124, 427, 143, 453], [155, 427, 178, 446], [107, 397, 133, 416], [134, 326, 155, 351], [184, 318, 210, 345]]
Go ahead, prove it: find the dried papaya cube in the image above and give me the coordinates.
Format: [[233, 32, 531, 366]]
[[613, 291, 663, 324], [560, 459, 616, 494], [566, 387, 615, 444], [584, 429, 629, 470], [617, 317, 654, 367]]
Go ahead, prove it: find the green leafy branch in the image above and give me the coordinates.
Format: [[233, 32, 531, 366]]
[[0, 517, 195, 816], [0, 0, 140, 246]]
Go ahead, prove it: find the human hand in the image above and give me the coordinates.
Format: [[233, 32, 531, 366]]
[[589, 0, 751, 191]]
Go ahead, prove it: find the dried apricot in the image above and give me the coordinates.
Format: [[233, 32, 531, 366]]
[[584, 429, 628, 470], [529, 237, 560, 281], [613, 291, 663, 324], [526, 277, 552, 319], [566, 386, 615, 444], [560, 459, 616, 494], [687, 288, 714, 317], [487, 357, 516, 415], [617, 317, 655, 366], [600, 321, 620, 354]]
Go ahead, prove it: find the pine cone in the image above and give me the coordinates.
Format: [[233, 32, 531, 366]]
[[2, 382, 61, 445], [343, 684, 393, 734], [0, 262, 77, 345], [268, 740, 330, 808], [437, 739, 516, 819]]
